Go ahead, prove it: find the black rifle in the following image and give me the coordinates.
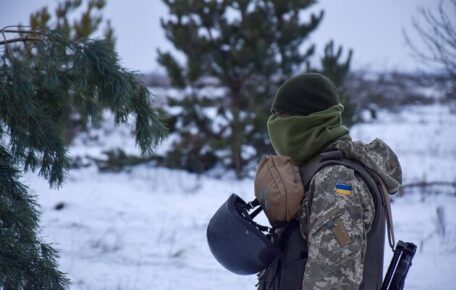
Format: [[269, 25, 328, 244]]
[[381, 240, 417, 290]]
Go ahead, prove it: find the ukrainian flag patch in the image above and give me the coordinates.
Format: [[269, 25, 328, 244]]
[[335, 183, 352, 196]]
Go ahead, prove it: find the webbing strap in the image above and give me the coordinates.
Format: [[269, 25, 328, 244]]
[[299, 154, 324, 190], [246, 199, 260, 210], [250, 206, 263, 220]]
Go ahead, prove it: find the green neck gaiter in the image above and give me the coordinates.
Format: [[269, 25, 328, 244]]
[[267, 104, 349, 165]]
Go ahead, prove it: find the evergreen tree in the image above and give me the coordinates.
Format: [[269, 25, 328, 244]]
[[158, 0, 353, 177], [0, 26, 166, 289], [312, 40, 355, 126], [28, 0, 115, 46]]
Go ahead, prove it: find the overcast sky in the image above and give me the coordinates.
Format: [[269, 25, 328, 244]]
[[0, 0, 436, 73]]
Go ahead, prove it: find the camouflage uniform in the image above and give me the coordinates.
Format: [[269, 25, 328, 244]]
[[297, 138, 401, 290]]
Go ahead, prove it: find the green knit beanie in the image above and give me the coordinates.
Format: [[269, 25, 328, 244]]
[[271, 73, 340, 116]]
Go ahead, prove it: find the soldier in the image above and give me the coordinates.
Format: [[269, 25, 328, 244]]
[[258, 73, 402, 290]]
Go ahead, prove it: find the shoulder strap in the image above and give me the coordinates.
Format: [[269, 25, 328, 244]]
[[299, 150, 396, 250], [299, 151, 344, 188]]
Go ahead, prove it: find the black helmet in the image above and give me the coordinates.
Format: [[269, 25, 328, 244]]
[[206, 194, 280, 275]]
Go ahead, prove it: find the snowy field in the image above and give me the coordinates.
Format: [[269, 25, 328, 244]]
[[25, 103, 456, 290]]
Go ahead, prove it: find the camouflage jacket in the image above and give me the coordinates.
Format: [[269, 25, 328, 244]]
[[297, 138, 402, 290]]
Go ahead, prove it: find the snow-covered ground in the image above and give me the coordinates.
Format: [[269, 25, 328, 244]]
[[26, 103, 456, 290]]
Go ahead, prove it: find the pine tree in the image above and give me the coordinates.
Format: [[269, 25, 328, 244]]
[[312, 40, 355, 126], [28, 0, 115, 45], [158, 0, 353, 177], [0, 25, 166, 289]]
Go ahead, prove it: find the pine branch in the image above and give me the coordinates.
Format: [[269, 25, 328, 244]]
[[0, 146, 69, 289], [1, 28, 167, 186], [0, 36, 42, 46]]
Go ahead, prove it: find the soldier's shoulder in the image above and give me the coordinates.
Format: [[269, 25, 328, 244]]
[[312, 164, 357, 184], [309, 164, 372, 207]]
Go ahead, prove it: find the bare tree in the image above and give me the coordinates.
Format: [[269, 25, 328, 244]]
[[405, 0, 456, 79]]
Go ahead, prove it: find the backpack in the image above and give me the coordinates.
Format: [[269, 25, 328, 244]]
[[254, 155, 305, 226], [255, 150, 395, 290]]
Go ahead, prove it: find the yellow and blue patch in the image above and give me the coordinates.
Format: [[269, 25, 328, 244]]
[[335, 183, 352, 196]]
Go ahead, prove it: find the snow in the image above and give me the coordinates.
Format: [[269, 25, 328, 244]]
[[25, 103, 456, 290], [352, 105, 456, 183]]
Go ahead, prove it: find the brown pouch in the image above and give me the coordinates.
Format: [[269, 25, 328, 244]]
[[254, 156, 305, 225]]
